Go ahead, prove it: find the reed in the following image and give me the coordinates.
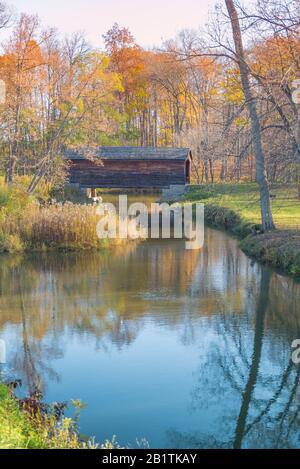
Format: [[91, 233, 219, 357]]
[[0, 186, 127, 252], [28, 203, 101, 249]]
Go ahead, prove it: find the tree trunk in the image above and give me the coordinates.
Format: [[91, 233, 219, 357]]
[[5, 154, 16, 185], [220, 157, 227, 182], [225, 0, 275, 231], [233, 269, 270, 448]]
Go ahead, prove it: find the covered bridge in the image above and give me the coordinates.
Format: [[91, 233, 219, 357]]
[[64, 147, 192, 189]]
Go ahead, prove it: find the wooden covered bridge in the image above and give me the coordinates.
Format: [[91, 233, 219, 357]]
[[64, 147, 192, 190]]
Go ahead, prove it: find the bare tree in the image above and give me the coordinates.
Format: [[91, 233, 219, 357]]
[[225, 0, 275, 231], [0, 1, 13, 31]]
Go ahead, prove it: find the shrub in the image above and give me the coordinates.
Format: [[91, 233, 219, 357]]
[[9, 176, 53, 202], [0, 233, 24, 253], [0, 188, 10, 208], [0, 383, 98, 449], [0, 185, 35, 215], [203, 204, 257, 236], [241, 231, 300, 278]]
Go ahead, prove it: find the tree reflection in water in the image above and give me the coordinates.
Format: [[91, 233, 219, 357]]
[[0, 229, 300, 448], [169, 261, 300, 448]]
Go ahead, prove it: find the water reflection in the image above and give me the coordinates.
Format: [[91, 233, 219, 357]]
[[0, 229, 300, 448]]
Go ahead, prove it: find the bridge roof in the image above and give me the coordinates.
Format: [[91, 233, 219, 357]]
[[64, 147, 191, 161]]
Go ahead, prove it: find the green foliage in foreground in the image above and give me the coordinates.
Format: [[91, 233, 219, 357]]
[[0, 384, 93, 448], [0, 383, 122, 449]]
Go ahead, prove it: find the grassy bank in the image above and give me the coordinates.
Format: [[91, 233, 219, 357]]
[[185, 184, 300, 277], [186, 184, 300, 230], [0, 383, 97, 449]]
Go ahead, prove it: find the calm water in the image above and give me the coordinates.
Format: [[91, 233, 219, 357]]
[[0, 225, 300, 448]]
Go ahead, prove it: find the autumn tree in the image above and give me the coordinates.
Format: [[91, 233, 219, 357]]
[[0, 13, 44, 183], [27, 36, 122, 193], [237, 0, 300, 191], [103, 23, 150, 144], [0, 1, 298, 201], [0, 13, 123, 191]]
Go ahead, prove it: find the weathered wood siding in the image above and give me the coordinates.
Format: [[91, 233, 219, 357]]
[[67, 159, 187, 188]]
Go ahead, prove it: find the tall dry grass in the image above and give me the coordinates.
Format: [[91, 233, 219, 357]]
[[1, 193, 128, 252], [27, 203, 101, 249], [0, 181, 135, 252]]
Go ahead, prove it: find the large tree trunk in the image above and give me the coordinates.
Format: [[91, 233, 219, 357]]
[[233, 269, 270, 448], [225, 0, 275, 231]]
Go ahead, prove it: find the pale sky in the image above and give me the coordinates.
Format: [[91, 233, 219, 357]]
[[7, 0, 216, 48]]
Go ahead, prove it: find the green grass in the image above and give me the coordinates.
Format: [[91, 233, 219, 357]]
[[0, 383, 80, 448], [185, 183, 300, 230], [0, 382, 126, 449], [184, 183, 300, 277], [0, 383, 39, 449], [0, 383, 122, 449]]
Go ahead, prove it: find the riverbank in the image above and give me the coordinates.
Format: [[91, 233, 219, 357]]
[[0, 383, 98, 449], [185, 184, 300, 278]]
